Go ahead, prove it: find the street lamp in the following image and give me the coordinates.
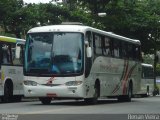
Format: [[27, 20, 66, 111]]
[[98, 13, 106, 17]]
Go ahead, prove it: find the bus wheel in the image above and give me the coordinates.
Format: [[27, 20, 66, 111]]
[[84, 82, 99, 105], [39, 97, 52, 105], [126, 85, 132, 102], [2, 82, 13, 103], [118, 84, 132, 102], [146, 86, 149, 96], [13, 96, 22, 102], [2, 84, 13, 103], [142, 86, 149, 97]]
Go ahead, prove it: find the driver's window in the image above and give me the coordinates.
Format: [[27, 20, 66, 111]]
[[85, 31, 93, 78], [86, 31, 92, 47]]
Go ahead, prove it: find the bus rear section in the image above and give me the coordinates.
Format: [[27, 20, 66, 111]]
[[0, 36, 25, 102], [137, 63, 154, 97]]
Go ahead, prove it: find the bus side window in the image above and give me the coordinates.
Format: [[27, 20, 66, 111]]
[[121, 42, 128, 59], [12, 44, 24, 65], [102, 37, 111, 56], [2, 44, 12, 64], [20, 45, 24, 64], [128, 44, 133, 59], [113, 39, 120, 58], [133, 45, 141, 61], [94, 34, 102, 55], [0, 43, 2, 67]]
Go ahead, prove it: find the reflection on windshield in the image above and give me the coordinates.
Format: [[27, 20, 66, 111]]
[[25, 32, 83, 76]]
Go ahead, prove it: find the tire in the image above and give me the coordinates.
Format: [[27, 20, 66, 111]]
[[146, 86, 149, 96], [126, 86, 132, 102], [13, 96, 22, 102], [118, 84, 132, 102], [141, 94, 148, 97], [2, 83, 13, 103], [153, 89, 159, 96], [84, 83, 99, 105], [39, 97, 52, 105], [153, 91, 156, 96]]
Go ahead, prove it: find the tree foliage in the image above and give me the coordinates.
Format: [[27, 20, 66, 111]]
[[0, 0, 160, 55], [94, 0, 160, 54]]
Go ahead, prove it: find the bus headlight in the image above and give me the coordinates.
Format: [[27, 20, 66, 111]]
[[24, 80, 38, 86], [65, 81, 82, 86]]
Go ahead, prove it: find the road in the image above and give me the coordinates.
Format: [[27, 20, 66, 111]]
[[0, 96, 160, 120]]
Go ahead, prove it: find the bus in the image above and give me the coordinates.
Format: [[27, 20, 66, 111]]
[[23, 24, 142, 104], [138, 63, 154, 97], [0, 36, 25, 102]]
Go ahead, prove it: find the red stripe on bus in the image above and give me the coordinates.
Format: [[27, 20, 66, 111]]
[[122, 60, 129, 95], [122, 63, 137, 95], [46, 76, 55, 84], [112, 60, 128, 94]]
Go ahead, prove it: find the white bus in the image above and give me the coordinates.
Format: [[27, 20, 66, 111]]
[[0, 36, 25, 102], [23, 24, 142, 104], [139, 63, 154, 97]]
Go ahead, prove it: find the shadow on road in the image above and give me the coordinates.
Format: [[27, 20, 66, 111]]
[[1, 95, 159, 105], [31, 98, 138, 106]]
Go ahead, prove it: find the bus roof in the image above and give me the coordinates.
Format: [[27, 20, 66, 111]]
[[28, 25, 141, 45], [141, 63, 153, 67], [0, 36, 25, 43]]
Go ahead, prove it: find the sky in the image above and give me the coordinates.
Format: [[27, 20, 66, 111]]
[[23, 0, 51, 4]]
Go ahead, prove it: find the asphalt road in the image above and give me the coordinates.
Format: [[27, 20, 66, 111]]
[[0, 96, 160, 120]]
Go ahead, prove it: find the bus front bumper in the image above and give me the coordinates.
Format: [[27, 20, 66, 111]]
[[23, 84, 84, 98]]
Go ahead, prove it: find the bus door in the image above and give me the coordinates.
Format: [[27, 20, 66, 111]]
[[13, 43, 24, 94], [85, 31, 93, 78]]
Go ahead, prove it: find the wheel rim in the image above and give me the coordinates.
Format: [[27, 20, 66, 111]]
[[128, 87, 132, 99], [94, 85, 98, 98]]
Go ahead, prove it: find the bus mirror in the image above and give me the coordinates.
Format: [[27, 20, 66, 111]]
[[86, 46, 92, 58], [15, 46, 21, 59], [85, 41, 89, 46], [85, 41, 92, 58]]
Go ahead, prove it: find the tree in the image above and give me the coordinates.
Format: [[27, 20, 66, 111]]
[[91, 0, 160, 54], [0, 0, 25, 37]]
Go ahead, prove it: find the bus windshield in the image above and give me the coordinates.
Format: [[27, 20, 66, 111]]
[[25, 32, 83, 76]]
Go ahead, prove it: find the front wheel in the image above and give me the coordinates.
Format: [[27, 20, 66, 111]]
[[13, 96, 22, 102], [84, 83, 99, 105], [39, 97, 52, 105]]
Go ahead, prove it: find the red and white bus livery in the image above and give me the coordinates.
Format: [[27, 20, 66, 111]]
[[23, 24, 142, 104]]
